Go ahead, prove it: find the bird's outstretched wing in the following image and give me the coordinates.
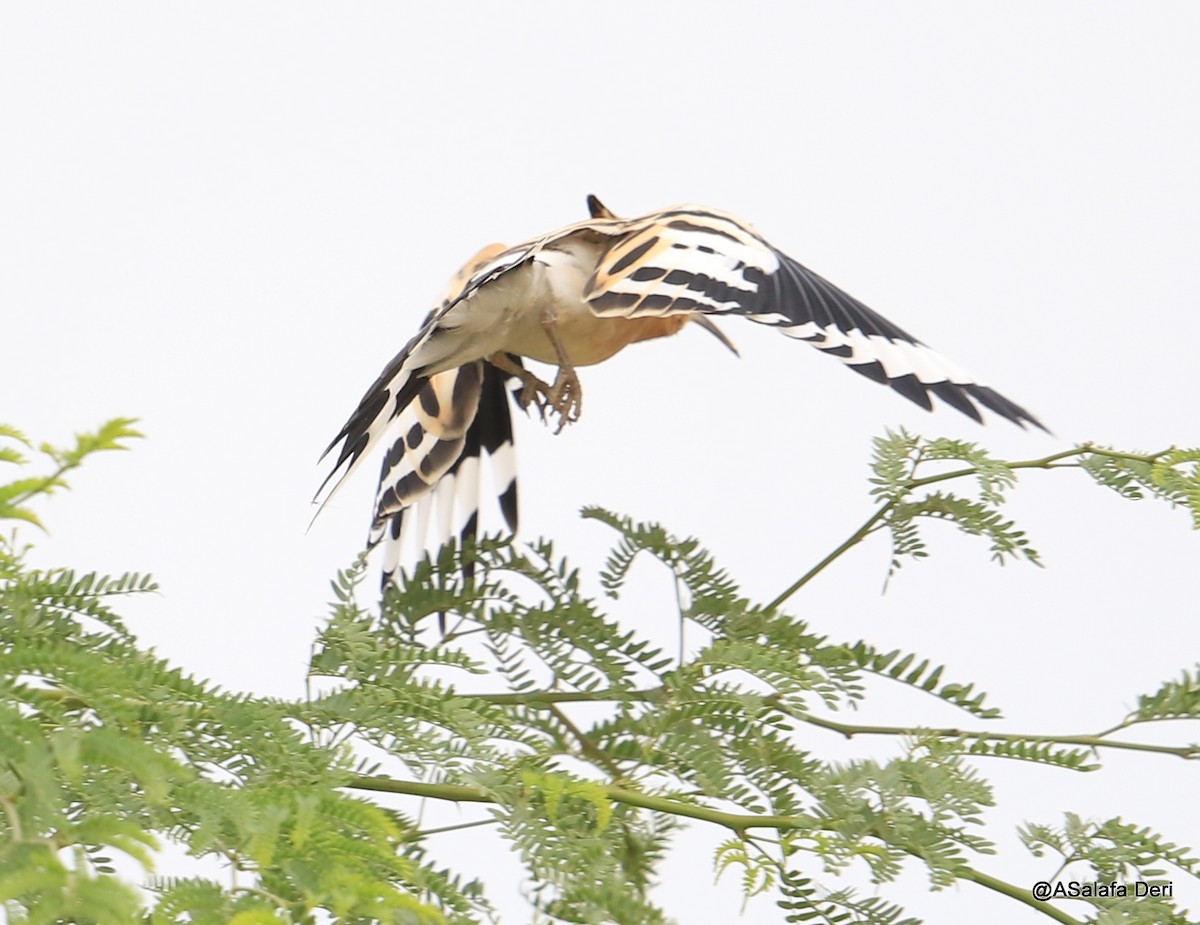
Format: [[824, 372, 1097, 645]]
[[367, 358, 520, 587], [315, 243, 538, 511], [583, 206, 1046, 430]]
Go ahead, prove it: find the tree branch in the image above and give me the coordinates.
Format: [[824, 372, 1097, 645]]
[[767, 445, 1174, 611], [348, 774, 1084, 923], [547, 703, 627, 781], [473, 687, 665, 705], [347, 774, 814, 836], [793, 710, 1200, 761], [959, 865, 1082, 925], [766, 503, 895, 612], [468, 687, 1199, 761]]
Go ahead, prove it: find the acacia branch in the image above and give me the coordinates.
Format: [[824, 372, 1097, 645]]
[[766, 503, 894, 612], [959, 865, 1081, 925], [4, 460, 79, 509], [468, 687, 1198, 761], [546, 703, 627, 781], [474, 687, 664, 705], [348, 774, 1081, 923], [767, 445, 1173, 611], [348, 774, 811, 835], [793, 710, 1200, 761]]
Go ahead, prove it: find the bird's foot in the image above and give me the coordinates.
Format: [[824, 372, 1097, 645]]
[[511, 374, 552, 415], [506, 369, 577, 433], [486, 352, 582, 434], [488, 353, 554, 415], [545, 367, 582, 434]]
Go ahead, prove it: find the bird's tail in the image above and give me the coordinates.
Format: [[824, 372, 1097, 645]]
[[368, 358, 520, 590]]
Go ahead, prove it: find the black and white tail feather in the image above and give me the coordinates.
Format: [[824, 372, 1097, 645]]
[[314, 242, 526, 591], [317, 196, 1045, 594], [367, 360, 520, 588]]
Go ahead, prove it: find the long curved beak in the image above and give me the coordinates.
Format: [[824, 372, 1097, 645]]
[[692, 315, 740, 357]]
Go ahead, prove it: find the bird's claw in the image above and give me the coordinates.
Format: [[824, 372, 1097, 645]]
[[546, 369, 582, 434], [511, 370, 581, 434], [514, 379, 548, 414]]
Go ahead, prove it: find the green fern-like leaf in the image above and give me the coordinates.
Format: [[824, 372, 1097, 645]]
[[1083, 447, 1200, 529], [845, 642, 1001, 719], [1095, 817, 1200, 878], [891, 491, 1041, 567], [777, 871, 922, 925], [714, 838, 778, 901], [868, 428, 922, 501], [1151, 449, 1200, 528], [1129, 666, 1200, 723], [953, 736, 1099, 772], [41, 418, 144, 468]]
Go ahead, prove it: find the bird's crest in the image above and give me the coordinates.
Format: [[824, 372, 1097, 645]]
[[586, 194, 618, 220]]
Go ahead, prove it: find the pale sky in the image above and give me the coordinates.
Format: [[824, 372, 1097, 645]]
[[2, 3, 1198, 922]]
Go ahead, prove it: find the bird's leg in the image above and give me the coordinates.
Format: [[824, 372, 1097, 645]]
[[486, 352, 555, 416], [540, 311, 583, 434], [485, 316, 583, 434]]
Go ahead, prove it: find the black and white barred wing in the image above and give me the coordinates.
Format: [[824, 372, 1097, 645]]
[[368, 359, 519, 586], [316, 242, 536, 510], [584, 207, 1045, 430]]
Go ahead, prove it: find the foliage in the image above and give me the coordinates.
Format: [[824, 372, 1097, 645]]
[[868, 430, 1041, 579], [0, 423, 475, 924], [2, 422, 1199, 924]]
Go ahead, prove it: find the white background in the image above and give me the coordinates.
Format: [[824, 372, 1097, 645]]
[[2, 3, 1198, 922]]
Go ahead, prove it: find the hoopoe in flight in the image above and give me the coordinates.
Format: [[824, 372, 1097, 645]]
[[318, 196, 1044, 585]]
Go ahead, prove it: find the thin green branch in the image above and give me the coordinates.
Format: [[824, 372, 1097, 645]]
[[351, 778, 494, 804], [406, 818, 499, 840], [767, 445, 1174, 611], [959, 865, 1081, 925], [348, 774, 811, 836], [766, 504, 894, 612], [349, 774, 1080, 923], [793, 711, 1200, 761], [1093, 713, 1200, 738], [547, 703, 627, 781], [469, 687, 1198, 761], [904, 446, 1091, 492], [1, 795, 24, 841], [5, 461, 78, 510], [905, 445, 1168, 492], [473, 687, 664, 705], [230, 885, 292, 910]]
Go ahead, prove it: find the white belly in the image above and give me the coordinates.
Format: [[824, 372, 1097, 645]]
[[476, 245, 638, 368]]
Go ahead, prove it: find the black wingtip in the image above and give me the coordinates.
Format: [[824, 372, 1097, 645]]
[[961, 384, 1051, 434], [927, 380, 985, 425], [891, 376, 1051, 434], [889, 374, 934, 412]]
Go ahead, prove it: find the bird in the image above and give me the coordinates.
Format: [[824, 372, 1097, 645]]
[[317, 195, 1045, 586]]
